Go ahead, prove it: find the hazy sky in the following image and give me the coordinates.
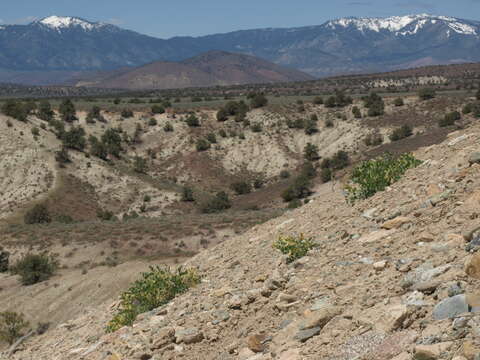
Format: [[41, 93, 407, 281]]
[[3, 0, 480, 38]]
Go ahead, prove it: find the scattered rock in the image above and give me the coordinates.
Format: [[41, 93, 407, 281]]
[[468, 152, 480, 165], [294, 327, 321, 342], [465, 253, 480, 279], [381, 217, 411, 230], [414, 342, 453, 359], [432, 295, 469, 320], [175, 328, 203, 344], [301, 306, 342, 330], [373, 260, 387, 271], [247, 334, 267, 353]]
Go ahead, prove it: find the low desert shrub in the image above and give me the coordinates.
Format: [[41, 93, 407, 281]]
[[273, 234, 316, 263], [10, 253, 58, 285], [24, 204, 51, 225], [0, 311, 29, 345], [106, 266, 200, 332], [345, 153, 422, 203]]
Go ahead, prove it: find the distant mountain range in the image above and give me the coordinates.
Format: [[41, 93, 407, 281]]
[[1, 14, 480, 86]]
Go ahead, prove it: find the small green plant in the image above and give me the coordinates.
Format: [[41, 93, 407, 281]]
[[0, 311, 29, 345], [345, 153, 422, 203], [106, 266, 200, 332], [200, 192, 231, 213], [273, 234, 316, 263], [163, 121, 174, 132], [304, 142, 320, 161], [151, 105, 165, 114], [148, 118, 158, 126], [394, 98, 404, 107], [10, 253, 58, 285]]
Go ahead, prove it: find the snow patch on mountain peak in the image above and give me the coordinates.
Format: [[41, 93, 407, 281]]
[[37, 16, 102, 31], [327, 14, 478, 36]]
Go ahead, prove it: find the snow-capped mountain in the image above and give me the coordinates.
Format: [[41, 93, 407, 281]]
[[35, 16, 104, 31], [326, 14, 479, 36], [1, 14, 480, 84]]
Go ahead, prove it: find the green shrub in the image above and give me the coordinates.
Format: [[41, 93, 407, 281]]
[[273, 234, 316, 263], [394, 98, 404, 107], [101, 128, 122, 157], [282, 174, 311, 202], [345, 153, 422, 203], [330, 150, 350, 170], [439, 111, 460, 127], [148, 118, 157, 126], [253, 178, 264, 189], [61, 126, 86, 151], [352, 106, 362, 118], [280, 170, 291, 179], [97, 209, 114, 221], [219, 129, 227, 138], [313, 96, 323, 105], [249, 93, 268, 108], [301, 162, 317, 179], [231, 181, 252, 195], [1, 100, 27, 121], [389, 124, 413, 141], [320, 167, 332, 183], [59, 99, 77, 122], [418, 88, 436, 101], [86, 106, 105, 123], [201, 192, 231, 213], [106, 266, 200, 332], [304, 119, 318, 135], [31, 127, 40, 137], [11, 253, 58, 285], [324, 90, 352, 108], [55, 146, 71, 166], [151, 105, 165, 114], [363, 93, 385, 117], [186, 114, 200, 127], [287, 199, 303, 209], [196, 138, 210, 151], [181, 187, 195, 202], [217, 108, 228, 121], [163, 121, 174, 132], [310, 114, 318, 122], [24, 204, 51, 225], [133, 156, 147, 174], [121, 109, 134, 118], [477, 88, 480, 101], [0, 311, 29, 345], [206, 133, 217, 144], [0, 251, 9, 273], [38, 100, 54, 121], [304, 143, 320, 161], [364, 133, 383, 147]]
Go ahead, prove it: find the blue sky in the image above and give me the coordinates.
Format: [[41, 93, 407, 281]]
[[2, 0, 480, 38]]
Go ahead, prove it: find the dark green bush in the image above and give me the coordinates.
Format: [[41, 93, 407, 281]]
[[394, 98, 404, 107], [181, 187, 195, 202], [121, 109, 134, 118], [389, 124, 413, 141], [59, 99, 77, 122], [1, 100, 27, 121], [196, 138, 210, 151], [352, 106, 362, 118], [86, 106, 105, 123], [282, 174, 312, 202], [251, 122, 262, 132], [304, 119, 318, 135], [439, 111, 460, 127], [38, 100, 54, 121], [280, 170, 291, 179], [0, 251, 10, 273], [133, 156, 147, 173], [148, 118, 157, 126], [11, 253, 58, 285], [364, 133, 383, 147], [249, 93, 268, 108], [163, 122, 174, 132], [216, 108, 228, 121], [206, 133, 217, 144], [363, 93, 385, 117], [106, 266, 200, 332], [201, 192, 231, 213], [61, 126, 86, 151], [151, 105, 165, 114], [24, 204, 51, 225], [313, 96, 323, 105], [418, 88, 436, 101], [320, 167, 332, 183], [231, 181, 252, 195], [186, 114, 200, 127], [304, 143, 320, 161]]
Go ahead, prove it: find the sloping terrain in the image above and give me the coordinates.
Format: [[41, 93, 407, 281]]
[[5, 107, 480, 359], [75, 51, 314, 90]]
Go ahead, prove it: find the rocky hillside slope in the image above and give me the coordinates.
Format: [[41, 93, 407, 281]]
[[6, 110, 480, 359]]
